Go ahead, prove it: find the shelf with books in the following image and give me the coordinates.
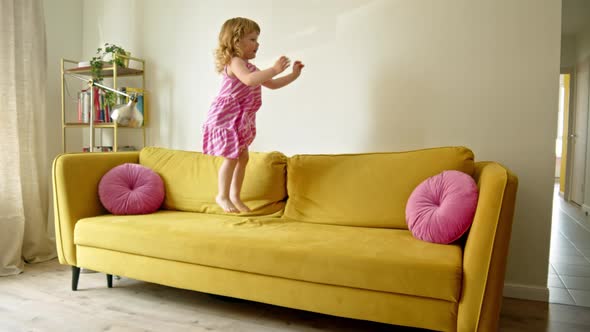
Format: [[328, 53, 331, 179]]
[[60, 55, 147, 153], [64, 122, 144, 129], [64, 122, 116, 128]]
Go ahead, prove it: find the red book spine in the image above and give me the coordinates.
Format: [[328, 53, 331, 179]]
[[94, 87, 100, 122]]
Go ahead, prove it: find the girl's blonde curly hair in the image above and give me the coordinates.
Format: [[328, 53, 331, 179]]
[[215, 17, 260, 73]]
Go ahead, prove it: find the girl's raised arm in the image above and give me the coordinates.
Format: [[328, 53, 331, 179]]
[[229, 56, 289, 86]]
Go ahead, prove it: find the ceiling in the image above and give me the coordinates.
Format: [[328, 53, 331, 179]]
[[562, 0, 590, 35]]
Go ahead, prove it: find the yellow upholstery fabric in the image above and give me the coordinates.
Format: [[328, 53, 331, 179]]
[[74, 211, 463, 301], [139, 147, 287, 216], [52, 151, 139, 266], [284, 146, 475, 228], [76, 247, 458, 332], [458, 162, 518, 332]]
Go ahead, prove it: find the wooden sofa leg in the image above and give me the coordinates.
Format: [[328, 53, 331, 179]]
[[107, 274, 113, 288], [72, 266, 80, 291]]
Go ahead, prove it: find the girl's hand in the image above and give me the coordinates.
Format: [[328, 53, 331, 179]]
[[273, 56, 290, 75], [292, 60, 304, 76]]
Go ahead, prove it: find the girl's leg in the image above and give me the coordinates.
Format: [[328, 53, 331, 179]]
[[230, 149, 251, 212], [217, 157, 239, 213]]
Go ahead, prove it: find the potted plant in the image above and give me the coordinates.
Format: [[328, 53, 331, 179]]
[[90, 43, 130, 82], [89, 43, 129, 107]]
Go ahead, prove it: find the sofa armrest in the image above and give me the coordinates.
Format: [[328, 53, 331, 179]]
[[52, 151, 140, 266], [457, 162, 518, 332]]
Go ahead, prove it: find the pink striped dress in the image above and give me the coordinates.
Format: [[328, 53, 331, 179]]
[[202, 62, 262, 159]]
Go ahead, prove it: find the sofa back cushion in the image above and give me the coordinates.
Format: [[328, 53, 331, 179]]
[[139, 147, 287, 215], [284, 146, 475, 229]]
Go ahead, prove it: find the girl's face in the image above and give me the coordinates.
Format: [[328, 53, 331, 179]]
[[238, 31, 259, 60]]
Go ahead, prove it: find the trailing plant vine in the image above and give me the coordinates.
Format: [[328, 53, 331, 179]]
[[89, 43, 128, 106]]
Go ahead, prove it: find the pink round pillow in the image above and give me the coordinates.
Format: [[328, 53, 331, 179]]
[[99, 163, 165, 215], [405, 170, 478, 244]]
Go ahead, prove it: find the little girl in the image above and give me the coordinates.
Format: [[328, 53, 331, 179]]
[[202, 17, 304, 213]]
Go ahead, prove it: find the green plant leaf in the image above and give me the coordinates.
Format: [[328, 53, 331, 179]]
[[88, 43, 128, 80]]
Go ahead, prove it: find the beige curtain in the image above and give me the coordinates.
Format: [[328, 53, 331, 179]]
[[0, 0, 56, 276]]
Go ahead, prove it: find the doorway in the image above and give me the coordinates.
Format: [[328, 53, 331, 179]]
[[555, 73, 571, 197], [567, 59, 590, 206], [548, 66, 590, 307]]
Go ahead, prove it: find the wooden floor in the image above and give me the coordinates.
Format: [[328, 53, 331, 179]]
[[2, 259, 590, 332]]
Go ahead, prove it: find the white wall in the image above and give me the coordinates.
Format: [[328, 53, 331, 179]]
[[561, 34, 577, 68], [576, 25, 590, 62], [68, 0, 562, 299], [576, 26, 590, 211]]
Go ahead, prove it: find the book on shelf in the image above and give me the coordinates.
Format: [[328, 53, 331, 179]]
[[77, 60, 112, 68], [76, 87, 112, 124], [75, 86, 145, 125]]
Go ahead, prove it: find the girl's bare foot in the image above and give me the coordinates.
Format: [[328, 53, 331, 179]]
[[230, 198, 251, 212], [216, 195, 239, 213]]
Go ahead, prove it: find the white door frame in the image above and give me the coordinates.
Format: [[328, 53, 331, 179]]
[[561, 67, 576, 202]]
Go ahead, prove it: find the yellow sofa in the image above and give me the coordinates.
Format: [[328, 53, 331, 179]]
[[52, 146, 517, 332]]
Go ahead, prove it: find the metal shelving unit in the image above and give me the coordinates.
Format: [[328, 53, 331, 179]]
[[60, 54, 146, 152]]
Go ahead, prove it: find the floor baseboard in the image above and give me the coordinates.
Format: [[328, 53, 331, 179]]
[[503, 283, 549, 302]]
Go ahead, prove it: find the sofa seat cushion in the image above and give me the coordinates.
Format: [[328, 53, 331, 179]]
[[74, 211, 463, 302]]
